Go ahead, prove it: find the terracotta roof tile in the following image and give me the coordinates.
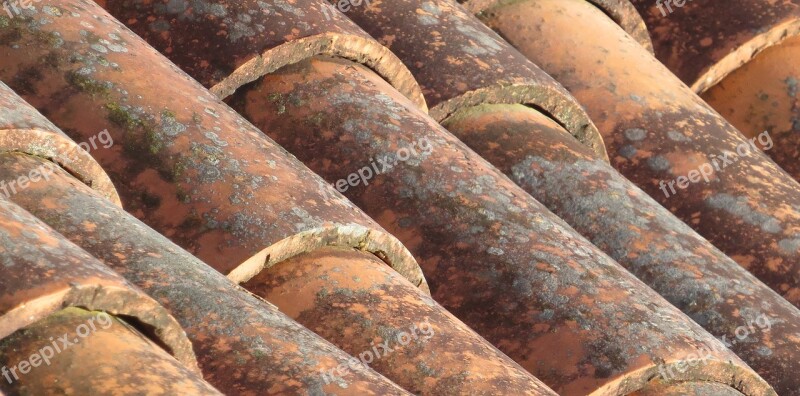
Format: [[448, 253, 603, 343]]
[[95, 0, 426, 107], [1, 307, 221, 395], [2, 0, 800, 394], [633, 0, 800, 205], [0, 82, 119, 204], [245, 247, 554, 394], [0, 1, 559, 393], [0, 0, 426, 291], [461, 0, 654, 53], [0, 176, 197, 371], [0, 150, 414, 395], [471, 0, 800, 392], [114, 0, 767, 386], [232, 50, 765, 395], [0, 146, 217, 392], [701, 34, 800, 184], [629, 0, 800, 93]]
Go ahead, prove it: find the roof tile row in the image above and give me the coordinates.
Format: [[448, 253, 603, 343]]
[[1, 0, 800, 394]]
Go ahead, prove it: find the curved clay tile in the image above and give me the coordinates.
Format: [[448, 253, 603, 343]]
[[0, 86, 410, 393], [0, 196, 198, 372], [443, 104, 800, 395], [0, 82, 120, 205], [0, 2, 556, 394], [333, 0, 800, 393], [0, 0, 426, 294], [629, 0, 800, 94], [334, 0, 608, 158], [0, 151, 412, 395], [94, 0, 426, 108], [273, 0, 798, 393], [460, 0, 654, 53], [228, 55, 771, 395], [473, 2, 800, 390], [631, 0, 800, 187], [245, 247, 555, 395], [101, 0, 607, 160], [700, 29, 800, 184], [0, 307, 221, 395], [94, 0, 772, 393]]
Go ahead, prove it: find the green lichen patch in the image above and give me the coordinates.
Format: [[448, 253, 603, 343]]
[[105, 102, 165, 156], [65, 70, 110, 97]]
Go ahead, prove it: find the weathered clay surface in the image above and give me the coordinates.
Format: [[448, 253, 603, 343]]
[[630, 380, 746, 396], [0, 307, 221, 395], [246, 247, 556, 395], [0, 82, 118, 204], [0, 149, 548, 394], [0, 150, 411, 395], [629, 0, 800, 93], [702, 34, 800, 184], [444, 103, 800, 395], [459, 0, 653, 52], [96, 0, 426, 108], [0, 188, 196, 371], [480, 0, 800, 339], [329, 0, 607, 159], [227, 55, 773, 395], [0, 0, 426, 292]]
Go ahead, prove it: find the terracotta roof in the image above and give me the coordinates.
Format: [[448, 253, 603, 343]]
[[1, 307, 221, 395], [472, 0, 800, 393], [630, 0, 800, 213], [1, 0, 800, 394], [629, 0, 800, 94], [0, 109, 216, 391], [701, 34, 800, 186], [0, 82, 416, 394], [0, 13, 551, 395], [88, 0, 776, 392]]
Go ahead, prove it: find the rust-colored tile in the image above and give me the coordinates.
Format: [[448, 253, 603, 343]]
[[444, 103, 800, 395], [0, 191, 197, 372], [0, 82, 119, 205], [632, 0, 800, 185], [476, 5, 800, 391], [0, 307, 221, 395], [0, 151, 413, 395], [629, 0, 800, 94], [317, 0, 789, 392], [461, 0, 654, 53], [227, 54, 772, 395], [0, 88, 412, 394], [0, 0, 426, 293], [321, 0, 608, 158], [702, 35, 800, 184], [246, 247, 555, 395], [0, 2, 550, 394], [95, 0, 426, 108]]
